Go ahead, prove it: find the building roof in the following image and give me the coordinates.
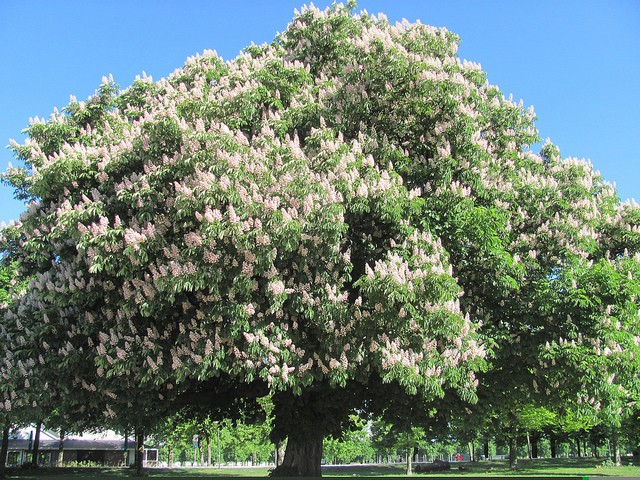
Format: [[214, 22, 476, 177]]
[[9, 426, 141, 451]]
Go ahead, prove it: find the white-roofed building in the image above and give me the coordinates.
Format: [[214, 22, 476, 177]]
[[5, 426, 158, 467]]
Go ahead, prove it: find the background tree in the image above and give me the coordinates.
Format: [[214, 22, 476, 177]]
[[541, 199, 640, 464], [518, 405, 556, 459], [323, 415, 375, 465]]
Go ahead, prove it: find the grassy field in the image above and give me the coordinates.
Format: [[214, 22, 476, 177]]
[[5, 458, 640, 479]]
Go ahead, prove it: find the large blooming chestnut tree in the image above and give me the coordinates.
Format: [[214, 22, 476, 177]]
[[2, 2, 639, 476]]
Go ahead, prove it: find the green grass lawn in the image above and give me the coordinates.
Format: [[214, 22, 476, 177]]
[[5, 458, 640, 479], [324, 458, 640, 477]]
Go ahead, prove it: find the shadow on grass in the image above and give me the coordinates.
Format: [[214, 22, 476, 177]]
[[323, 464, 406, 477], [4, 458, 640, 479]]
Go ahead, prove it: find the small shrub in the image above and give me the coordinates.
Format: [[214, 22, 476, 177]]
[[600, 459, 617, 468]]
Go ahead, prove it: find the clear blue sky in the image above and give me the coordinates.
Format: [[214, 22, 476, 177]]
[[1, 1, 638, 226]]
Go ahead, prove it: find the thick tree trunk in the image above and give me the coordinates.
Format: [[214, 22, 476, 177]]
[[550, 436, 557, 458], [32, 421, 42, 467], [277, 435, 323, 476], [531, 436, 539, 459], [135, 429, 144, 476], [0, 422, 10, 478], [168, 445, 173, 467], [207, 440, 212, 466], [57, 430, 65, 467], [468, 441, 475, 462], [526, 433, 532, 459], [611, 428, 621, 466], [270, 383, 365, 476], [406, 445, 412, 476], [483, 439, 489, 460], [508, 434, 517, 469]]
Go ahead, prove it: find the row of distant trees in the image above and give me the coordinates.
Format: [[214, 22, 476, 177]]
[[1, 2, 640, 477], [5, 403, 640, 472], [150, 407, 640, 469]]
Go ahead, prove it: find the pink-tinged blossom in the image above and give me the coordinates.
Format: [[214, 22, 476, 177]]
[[268, 280, 286, 296], [184, 231, 203, 248]]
